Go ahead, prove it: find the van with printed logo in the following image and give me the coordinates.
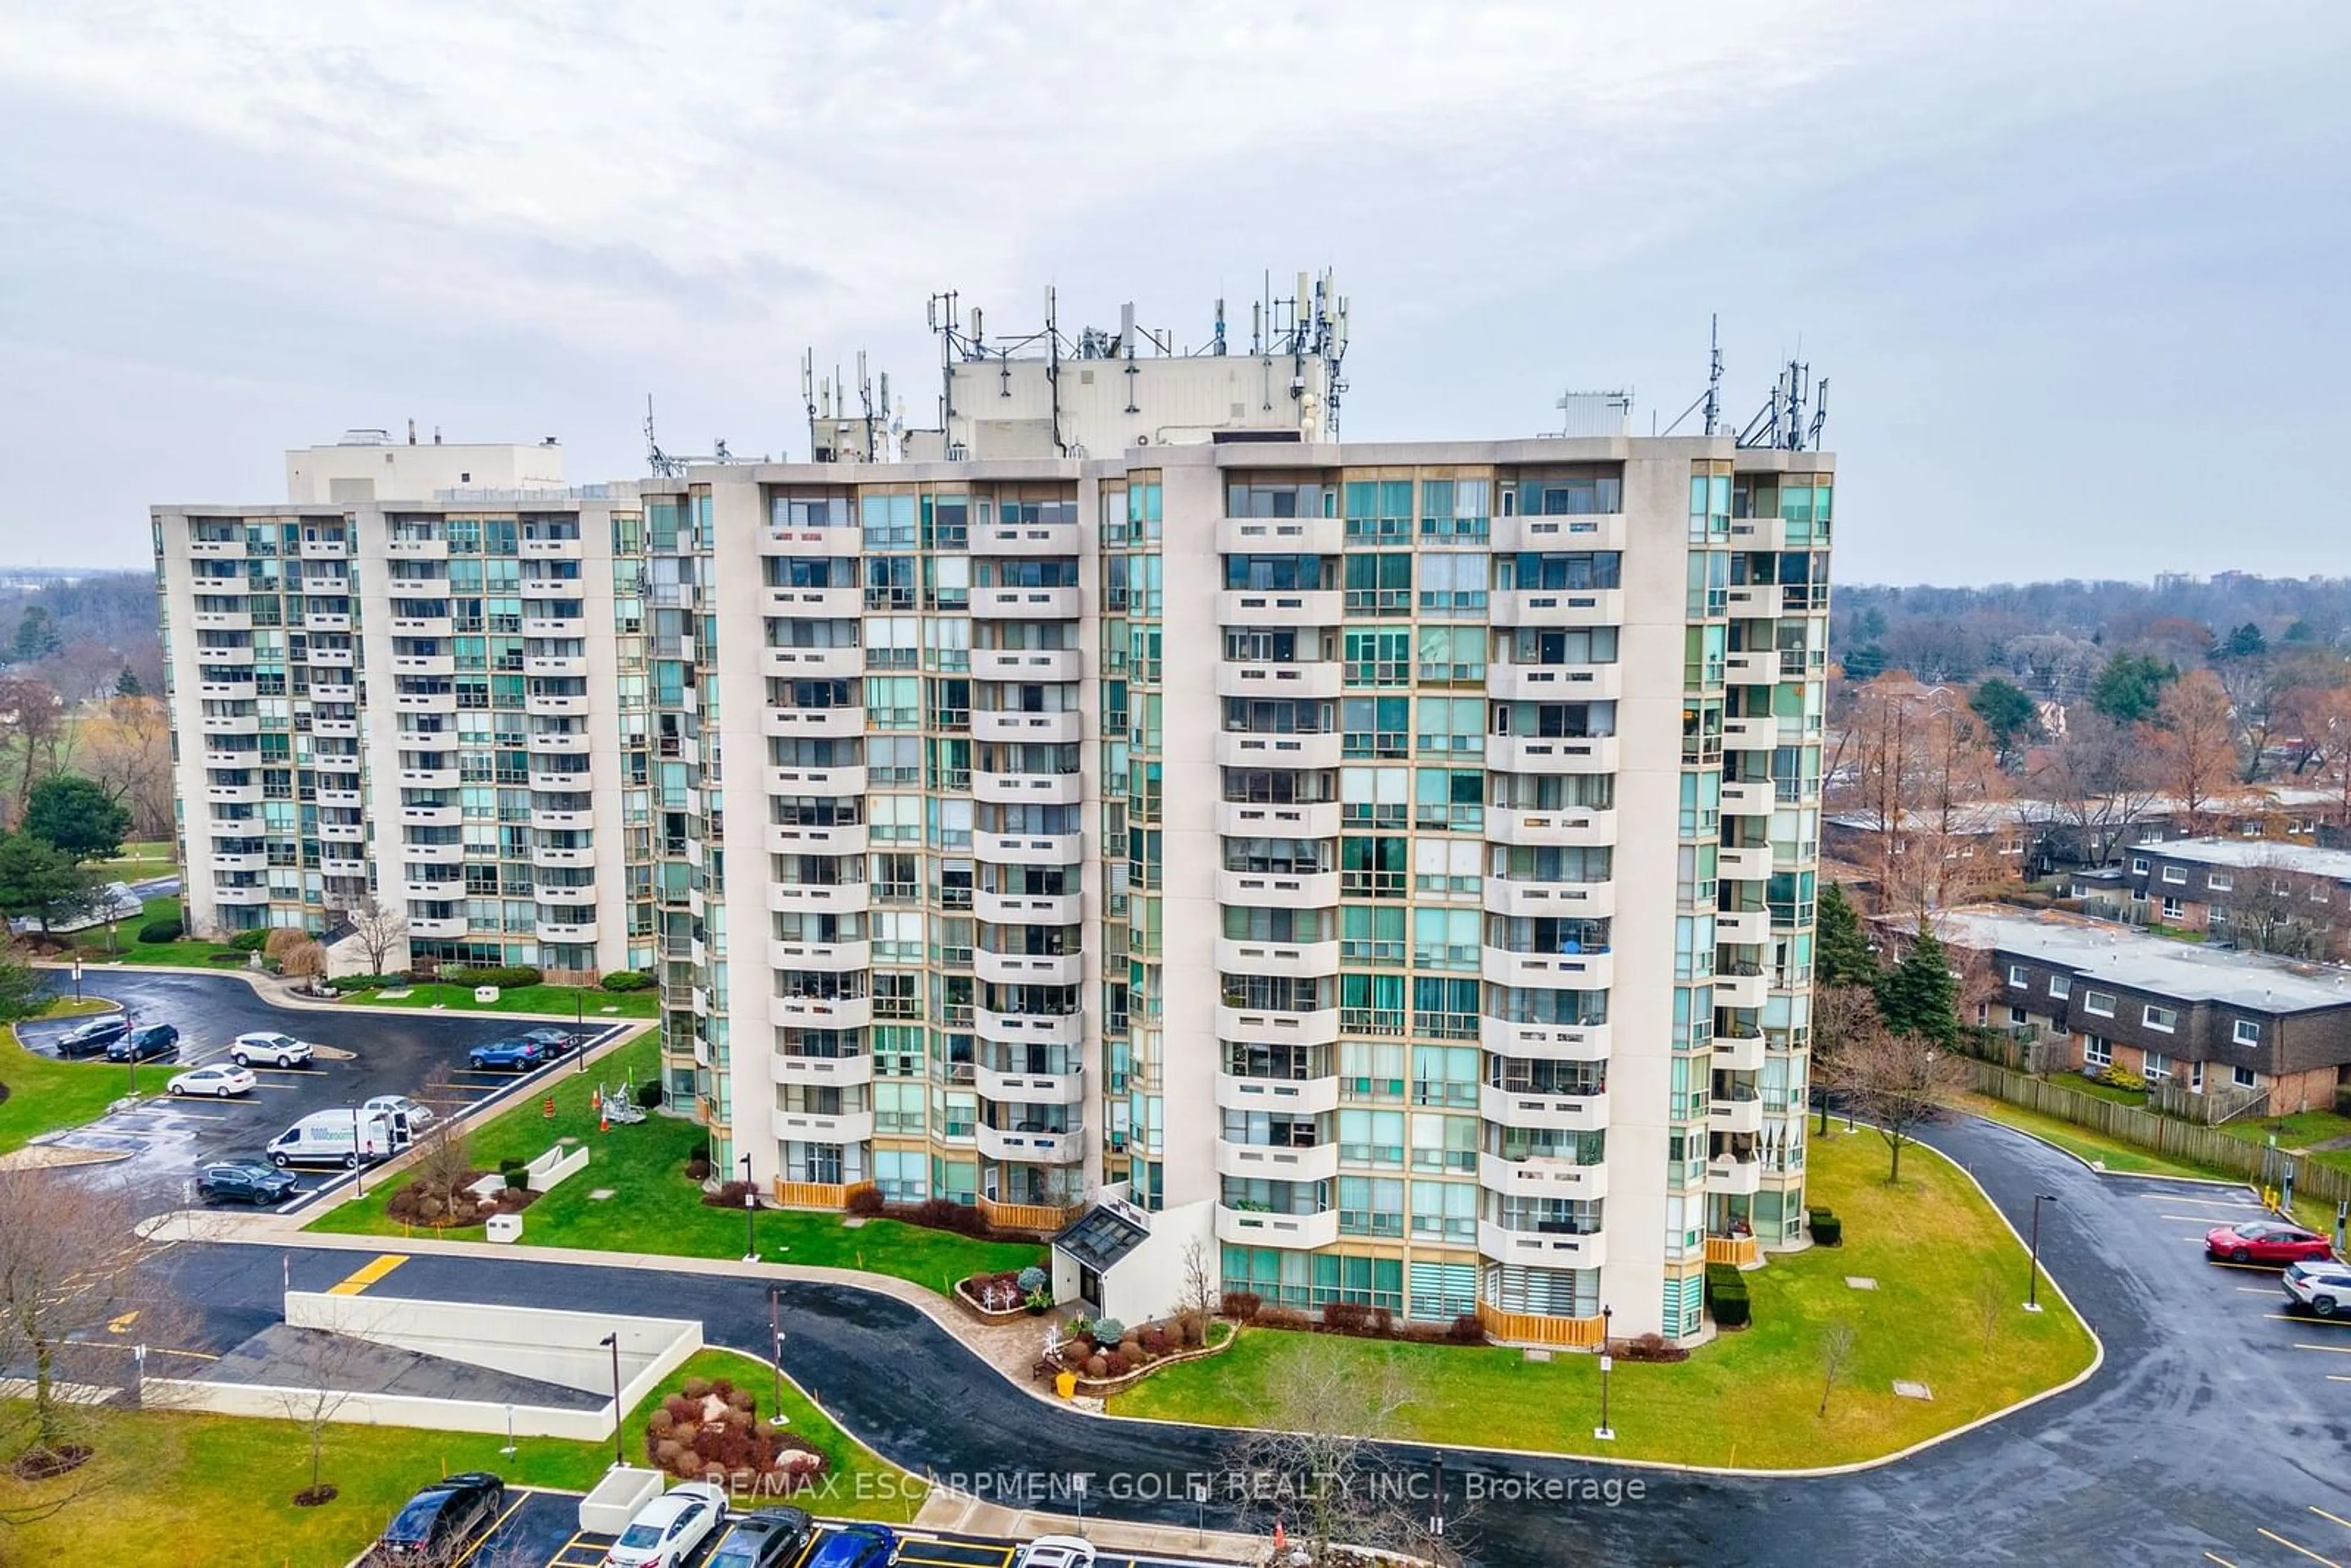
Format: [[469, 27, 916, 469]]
[[267, 1109, 402, 1169]]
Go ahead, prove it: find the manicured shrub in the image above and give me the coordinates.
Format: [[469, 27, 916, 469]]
[[1616, 1332, 1690, 1364], [1090, 1317, 1125, 1346], [1809, 1207, 1843, 1247], [137, 918, 183, 943], [1321, 1301, 1373, 1336], [230, 929, 271, 952], [1139, 1324, 1170, 1357], [1256, 1305, 1313, 1331], [682, 1377, 712, 1400], [907, 1196, 992, 1237], [1220, 1291, 1262, 1321], [1103, 1351, 1131, 1377], [1707, 1263, 1750, 1328], [1084, 1354, 1109, 1379], [1447, 1313, 1487, 1345], [444, 964, 544, 988], [504, 1166, 530, 1191], [635, 1079, 666, 1109], [1017, 1265, 1049, 1294], [600, 969, 654, 991], [700, 1179, 759, 1210], [846, 1185, 886, 1217], [684, 1157, 713, 1182]]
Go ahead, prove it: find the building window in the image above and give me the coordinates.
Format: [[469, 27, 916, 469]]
[[2232, 1018, 2260, 1047], [2143, 1005, 2177, 1034], [2006, 964, 2027, 988], [2312, 884, 2334, 904], [2143, 1050, 2171, 1081], [2131, 857, 2150, 875], [2160, 866, 2187, 885], [2207, 872, 2232, 892], [2082, 991, 2115, 1018], [2083, 1036, 2112, 1067], [2049, 975, 2071, 1000], [2008, 1006, 2028, 1026], [2232, 1064, 2257, 1089], [2161, 896, 2183, 921]]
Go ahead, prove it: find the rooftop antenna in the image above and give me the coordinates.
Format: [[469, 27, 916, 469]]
[[713, 438, 732, 463], [1046, 285, 1065, 456], [643, 396, 683, 478], [1661, 314, 1727, 438], [1212, 296, 1228, 357], [800, 350, 818, 467], [857, 351, 876, 462]]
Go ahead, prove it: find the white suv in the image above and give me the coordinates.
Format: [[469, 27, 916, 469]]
[[230, 1031, 317, 1068], [2284, 1258, 2351, 1318]]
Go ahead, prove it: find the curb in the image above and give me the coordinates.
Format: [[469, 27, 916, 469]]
[[32, 959, 658, 1026]]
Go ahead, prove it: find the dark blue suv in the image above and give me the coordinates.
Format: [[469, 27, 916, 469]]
[[467, 1037, 558, 1072], [107, 1023, 180, 1062], [373, 1471, 504, 1561], [804, 1523, 901, 1567]]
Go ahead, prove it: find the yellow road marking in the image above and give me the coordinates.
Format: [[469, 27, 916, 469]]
[[448, 1493, 530, 1566], [2259, 1526, 2343, 1566], [2314, 1507, 2351, 1532], [2270, 1314, 2351, 1329], [107, 1310, 138, 1335], [326, 1255, 407, 1296], [2208, 1259, 2284, 1271]]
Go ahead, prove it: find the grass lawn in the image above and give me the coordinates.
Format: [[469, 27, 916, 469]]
[[61, 896, 252, 968], [306, 1034, 1043, 1294], [90, 839, 177, 880], [2042, 1074, 2148, 1108], [1114, 1130, 2097, 1469], [2212, 1108, 2351, 1152], [0, 998, 178, 1155], [0, 1348, 923, 1568], [346, 978, 660, 1020]]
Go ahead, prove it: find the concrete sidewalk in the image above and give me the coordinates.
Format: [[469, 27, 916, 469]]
[[917, 1488, 1266, 1562]]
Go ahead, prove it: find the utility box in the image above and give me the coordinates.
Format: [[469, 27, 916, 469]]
[[487, 1213, 523, 1244], [474, 986, 501, 1004]]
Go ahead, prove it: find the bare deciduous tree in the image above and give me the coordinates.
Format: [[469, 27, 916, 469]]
[[1810, 984, 1882, 1132], [343, 893, 410, 977], [1176, 1238, 1219, 1347], [2024, 711, 2164, 868], [1818, 1321, 1859, 1417], [2154, 669, 2243, 832], [75, 695, 174, 841], [407, 1067, 476, 1214], [1822, 1022, 1966, 1184], [0, 674, 69, 822], [268, 1313, 367, 1506]]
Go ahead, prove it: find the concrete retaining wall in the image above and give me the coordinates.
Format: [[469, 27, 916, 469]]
[[144, 1376, 617, 1441]]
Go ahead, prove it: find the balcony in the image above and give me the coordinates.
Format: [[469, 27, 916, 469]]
[[1215, 868, 1341, 910], [400, 804, 462, 828], [1481, 1016, 1611, 1061], [768, 1053, 877, 1089], [1718, 846, 1771, 882], [1482, 878, 1616, 921], [1215, 1139, 1340, 1184], [1486, 735, 1619, 776], [1214, 730, 1344, 771], [975, 1007, 1083, 1046], [1479, 1084, 1610, 1134], [405, 841, 464, 864], [298, 536, 349, 559], [1709, 1095, 1764, 1135], [392, 689, 457, 713], [765, 645, 862, 680], [1475, 1152, 1609, 1201], [1216, 516, 1344, 555], [530, 842, 595, 868], [212, 883, 272, 906], [971, 709, 1082, 745], [1723, 715, 1777, 752], [318, 821, 366, 842], [765, 821, 868, 857], [1725, 583, 1774, 618], [527, 692, 591, 718], [531, 806, 591, 831], [975, 888, 1080, 926], [975, 949, 1084, 986], [1477, 1219, 1605, 1270], [388, 615, 453, 637], [973, 830, 1083, 866], [1715, 908, 1770, 945], [775, 1109, 877, 1144], [1720, 781, 1774, 817], [200, 713, 261, 736], [197, 678, 257, 699], [972, 519, 1080, 557], [767, 880, 871, 915], [974, 769, 1082, 805], [1216, 1204, 1341, 1250], [1215, 1072, 1341, 1117], [971, 648, 1081, 682], [970, 585, 1081, 620], [520, 615, 586, 639], [1217, 800, 1342, 839], [1714, 967, 1769, 1010], [1489, 511, 1625, 553], [520, 534, 585, 558], [768, 993, 874, 1030], [192, 609, 253, 631], [408, 915, 467, 937], [1482, 947, 1613, 989], [1214, 936, 1341, 980], [974, 1063, 1086, 1105], [405, 875, 463, 899], [184, 536, 247, 559], [537, 920, 597, 943], [768, 937, 869, 972], [761, 707, 863, 739], [384, 535, 448, 560], [768, 764, 866, 798], [1485, 808, 1616, 848], [1488, 588, 1623, 628], [1488, 662, 1622, 703], [765, 585, 861, 618], [310, 716, 359, 738], [1725, 650, 1776, 685], [1706, 1156, 1763, 1196], [1216, 661, 1344, 702], [1216, 1005, 1340, 1048], [525, 653, 587, 678], [1712, 1030, 1765, 1071], [975, 1123, 1084, 1163], [208, 850, 266, 874], [1215, 589, 1343, 628], [526, 730, 591, 755]]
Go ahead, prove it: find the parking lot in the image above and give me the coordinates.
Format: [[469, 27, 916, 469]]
[[429, 1488, 1243, 1568], [18, 969, 634, 1215]]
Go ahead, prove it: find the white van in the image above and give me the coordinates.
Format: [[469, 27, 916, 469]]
[[267, 1109, 402, 1169]]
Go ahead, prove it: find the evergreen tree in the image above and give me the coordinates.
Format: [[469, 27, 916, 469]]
[[113, 666, 143, 698], [2091, 651, 2175, 724], [1968, 677, 2039, 759], [1876, 923, 1960, 1048], [1815, 882, 1880, 989], [8, 605, 59, 664], [23, 775, 130, 864]]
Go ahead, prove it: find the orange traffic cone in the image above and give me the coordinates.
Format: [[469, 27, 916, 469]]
[[1273, 1521, 1288, 1554], [599, 1106, 609, 1133]]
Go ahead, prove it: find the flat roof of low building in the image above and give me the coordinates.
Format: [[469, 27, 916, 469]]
[[2129, 836, 2351, 882], [1932, 904, 2351, 1014]]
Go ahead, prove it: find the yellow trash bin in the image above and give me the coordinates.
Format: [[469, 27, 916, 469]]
[[1055, 1370, 1078, 1400]]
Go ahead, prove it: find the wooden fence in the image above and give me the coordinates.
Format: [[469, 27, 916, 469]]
[[1965, 1060, 2351, 1209]]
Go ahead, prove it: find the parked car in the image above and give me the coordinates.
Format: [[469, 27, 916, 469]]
[[106, 1023, 180, 1062], [51, 1014, 129, 1057], [2207, 1218, 2335, 1266], [168, 1062, 257, 1098], [604, 1481, 729, 1568], [372, 1471, 504, 1562], [195, 1160, 299, 1206], [519, 1026, 583, 1053], [268, 1108, 400, 1169], [804, 1523, 902, 1568], [467, 1037, 560, 1072], [1014, 1536, 1098, 1568], [2283, 1259, 2351, 1318], [363, 1093, 435, 1131], [231, 1030, 317, 1068], [705, 1507, 817, 1568]]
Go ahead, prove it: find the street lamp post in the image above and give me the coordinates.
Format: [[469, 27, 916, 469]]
[[599, 1332, 623, 1466], [71, 956, 81, 1003], [1595, 1305, 1616, 1441], [351, 1105, 366, 1197], [1427, 1452, 1446, 1540], [1071, 1472, 1088, 1529], [768, 1285, 791, 1427], [741, 1153, 758, 1262], [2025, 1193, 2058, 1312]]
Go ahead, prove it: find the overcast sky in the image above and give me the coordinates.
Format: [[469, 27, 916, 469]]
[[1, 1, 2343, 585]]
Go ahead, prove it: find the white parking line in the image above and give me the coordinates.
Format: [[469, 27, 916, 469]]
[[2257, 1526, 2342, 1566], [2314, 1507, 2351, 1533], [2155, 1194, 2261, 1209], [2293, 1343, 2351, 1354]]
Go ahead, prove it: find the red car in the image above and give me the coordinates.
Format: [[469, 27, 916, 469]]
[[2207, 1219, 2334, 1266]]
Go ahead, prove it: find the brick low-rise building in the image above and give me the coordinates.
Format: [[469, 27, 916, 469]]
[[1934, 904, 2351, 1113], [2115, 837, 2351, 958]]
